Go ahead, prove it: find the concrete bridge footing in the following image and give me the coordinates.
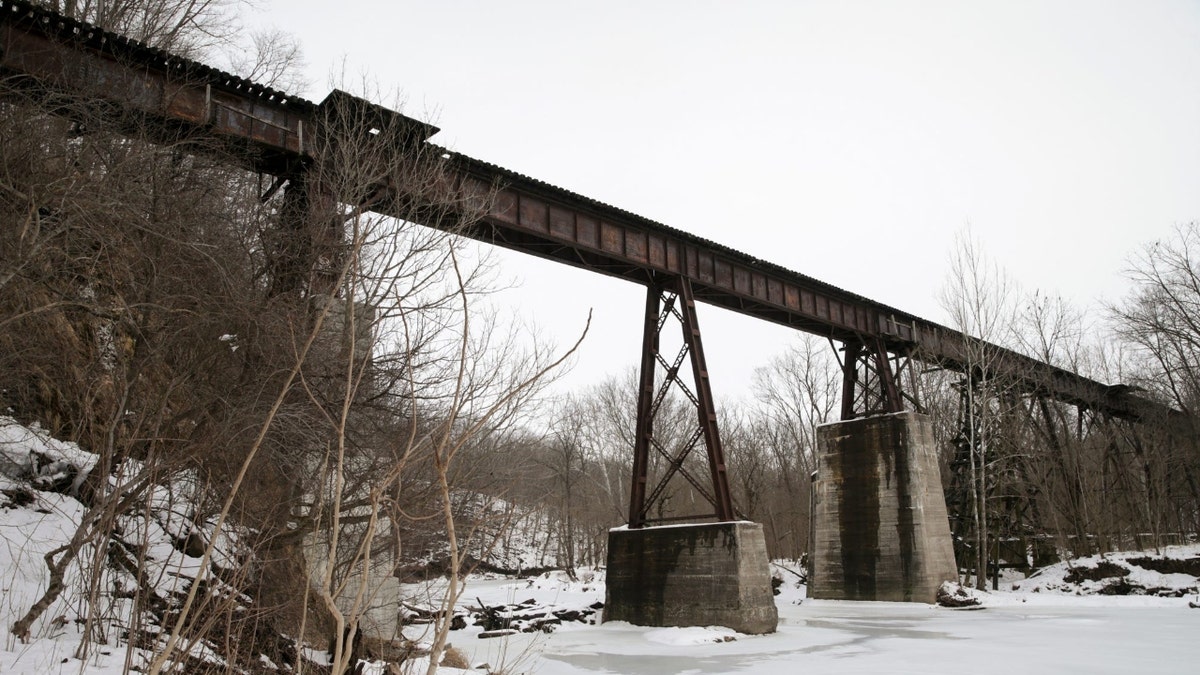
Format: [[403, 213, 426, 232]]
[[604, 521, 778, 634], [810, 411, 958, 602]]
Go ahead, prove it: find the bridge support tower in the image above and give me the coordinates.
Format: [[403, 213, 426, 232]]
[[808, 339, 958, 602], [604, 278, 777, 634]]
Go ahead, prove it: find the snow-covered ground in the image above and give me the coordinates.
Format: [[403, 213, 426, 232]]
[[411, 557, 1200, 675], [2, 415, 1198, 674], [6, 568, 1199, 674]]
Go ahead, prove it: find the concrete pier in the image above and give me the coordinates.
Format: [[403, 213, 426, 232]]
[[810, 411, 957, 602], [604, 521, 778, 634]]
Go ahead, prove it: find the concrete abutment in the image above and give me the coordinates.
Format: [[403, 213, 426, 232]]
[[810, 411, 958, 602], [604, 521, 778, 634]]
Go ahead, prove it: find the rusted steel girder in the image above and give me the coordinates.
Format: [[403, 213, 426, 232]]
[[265, 174, 348, 298], [0, 0, 1170, 424], [0, 0, 312, 173], [837, 337, 925, 420], [628, 278, 735, 528]]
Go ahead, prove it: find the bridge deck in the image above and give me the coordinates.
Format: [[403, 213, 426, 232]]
[[0, 0, 1161, 421]]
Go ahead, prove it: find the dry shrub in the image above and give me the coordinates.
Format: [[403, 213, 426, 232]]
[[441, 644, 470, 669]]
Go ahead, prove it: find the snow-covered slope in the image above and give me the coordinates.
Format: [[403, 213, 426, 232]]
[[1005, 546, 1200, 601], [0, 417, 270, 673]]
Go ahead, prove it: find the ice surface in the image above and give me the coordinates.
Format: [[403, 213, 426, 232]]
[[394, 565, 1200, 675]]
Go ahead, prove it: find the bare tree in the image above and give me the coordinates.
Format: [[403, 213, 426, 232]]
[[1109, 223, 1200, 545], [542, 395, 593, 575], [1, 5, 588, 671], [749, 335, 839, 558], [938, 230, 1018, 589]]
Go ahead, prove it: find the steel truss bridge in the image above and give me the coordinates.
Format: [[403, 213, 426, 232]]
[[0, 0, 1169, 528]]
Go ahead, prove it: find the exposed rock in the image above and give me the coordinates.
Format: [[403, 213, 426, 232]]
[[1126, 556, 1200, 577], [1, 486, 36, 508], [471, 596, 601, 634], [936, 581, 983, 608], [1063, 560, 1128, 584]]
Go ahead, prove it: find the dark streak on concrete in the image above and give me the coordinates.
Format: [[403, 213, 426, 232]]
[[811, 413, 958, 603], [839, 426, 879, 600], [895, 425, 916, 601]]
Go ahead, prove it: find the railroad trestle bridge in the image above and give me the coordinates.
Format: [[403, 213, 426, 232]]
[[0, 0, 1173, 634]]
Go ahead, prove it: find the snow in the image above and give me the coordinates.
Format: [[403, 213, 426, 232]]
[[420, 570, 1198, 675], [391, 558, 1200, 673], [609, 519, 758, 533], [0, 416, 97, 478], [1, 416, 1198, 673], [642, 625, 741, 646], [1003, 547, 1200, 601]]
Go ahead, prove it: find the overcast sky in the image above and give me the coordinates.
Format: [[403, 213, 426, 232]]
[[246, 1, 1200, 402]]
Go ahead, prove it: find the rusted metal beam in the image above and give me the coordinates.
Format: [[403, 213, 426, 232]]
[[0, 0, 1168, 423], [628, 286, 659, 529], [839, 337, 908, 420], [0, 0, 310, 171], [628, 280, 736, 527], [840, 341, 864, 422], [677, 278, 735, 522]]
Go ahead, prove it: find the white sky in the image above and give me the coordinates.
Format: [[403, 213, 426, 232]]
[[246, 0, 1200, 402]]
